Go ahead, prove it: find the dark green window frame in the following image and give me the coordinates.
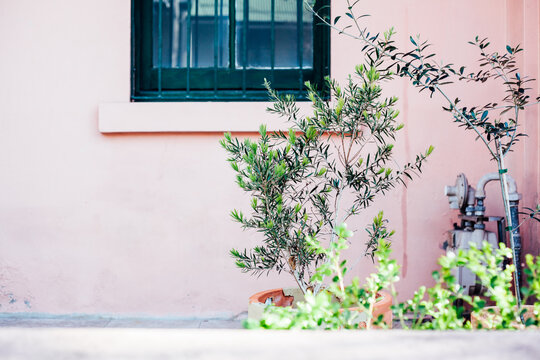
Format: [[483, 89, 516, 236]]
[[131, 0, 330, 101]]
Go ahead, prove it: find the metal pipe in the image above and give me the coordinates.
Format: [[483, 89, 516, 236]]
[[496, 217, 506, 246], [510, 201, 522, 289], [475, 172, 519, 200], [495, 138, 522, 310], [473, 168, 522, 291]]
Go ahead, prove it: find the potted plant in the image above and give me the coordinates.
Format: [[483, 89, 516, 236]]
[[221, 31, 433, 320], [245, 220, 397, 329]]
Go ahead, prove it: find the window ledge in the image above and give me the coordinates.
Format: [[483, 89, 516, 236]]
[[98, 102, 312, 133]]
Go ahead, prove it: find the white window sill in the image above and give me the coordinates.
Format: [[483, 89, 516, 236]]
[[98, 102, 312, 133]]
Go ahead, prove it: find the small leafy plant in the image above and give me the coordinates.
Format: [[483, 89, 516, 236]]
[[221, 55, 432, 294], [245, 216, 398, 330], [399, 242, 519, 329]]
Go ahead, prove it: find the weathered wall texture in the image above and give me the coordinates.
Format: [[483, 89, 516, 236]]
[[0, 0, 539, 317]]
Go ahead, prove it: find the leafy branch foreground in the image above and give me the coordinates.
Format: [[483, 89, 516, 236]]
[[306, 0, 540, 307], [247, 219, 540, 330]]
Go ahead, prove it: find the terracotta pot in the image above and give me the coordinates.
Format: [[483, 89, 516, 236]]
[[470, 305, 537, 329], [248, 288, 393, 328]]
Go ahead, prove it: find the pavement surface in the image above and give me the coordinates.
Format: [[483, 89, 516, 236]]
[[1, 328, 540, 359], [0, 313, 246, 329], [2, 313, 540, 359]]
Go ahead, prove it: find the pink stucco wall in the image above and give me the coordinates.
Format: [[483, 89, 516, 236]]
[[0, 0, 539, 317]]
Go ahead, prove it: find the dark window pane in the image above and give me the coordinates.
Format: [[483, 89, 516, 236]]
[[153, 0, 229, 68], [274, 0, 313, 68], [236, 0, 313, 69]]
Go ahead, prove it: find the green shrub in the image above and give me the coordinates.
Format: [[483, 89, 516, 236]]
[[247, 218, 540, 330], [221, 53, 431, 294]]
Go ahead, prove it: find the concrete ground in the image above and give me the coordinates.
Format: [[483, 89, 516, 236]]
[[0, 313, 246, 329], [1, 327, 540, 359], [2, 314, 540, 359]]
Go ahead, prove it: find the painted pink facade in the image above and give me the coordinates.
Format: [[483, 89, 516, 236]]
[[0, 0, 539, 318]]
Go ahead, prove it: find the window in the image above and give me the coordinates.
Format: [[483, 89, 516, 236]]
[[132, 0, 330, 101]]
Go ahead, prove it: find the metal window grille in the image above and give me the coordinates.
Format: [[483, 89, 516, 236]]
[[132, 0, 329, 101]]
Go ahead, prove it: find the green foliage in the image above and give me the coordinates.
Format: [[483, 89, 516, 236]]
[[221, 50, 431, 293], [306, 0, 540, 312], [320, 2, 539, 157], [400, 242, 519, 329], [245, 218, 399, 329], [246, 224, 540, 330], [523, 253, 540, 324]]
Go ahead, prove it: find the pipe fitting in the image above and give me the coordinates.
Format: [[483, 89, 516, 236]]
[[475, 172, 521, 201]]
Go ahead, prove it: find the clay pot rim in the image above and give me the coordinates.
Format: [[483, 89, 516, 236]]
[[249, 288, 392, 313], [249, 288, 287, 304]]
